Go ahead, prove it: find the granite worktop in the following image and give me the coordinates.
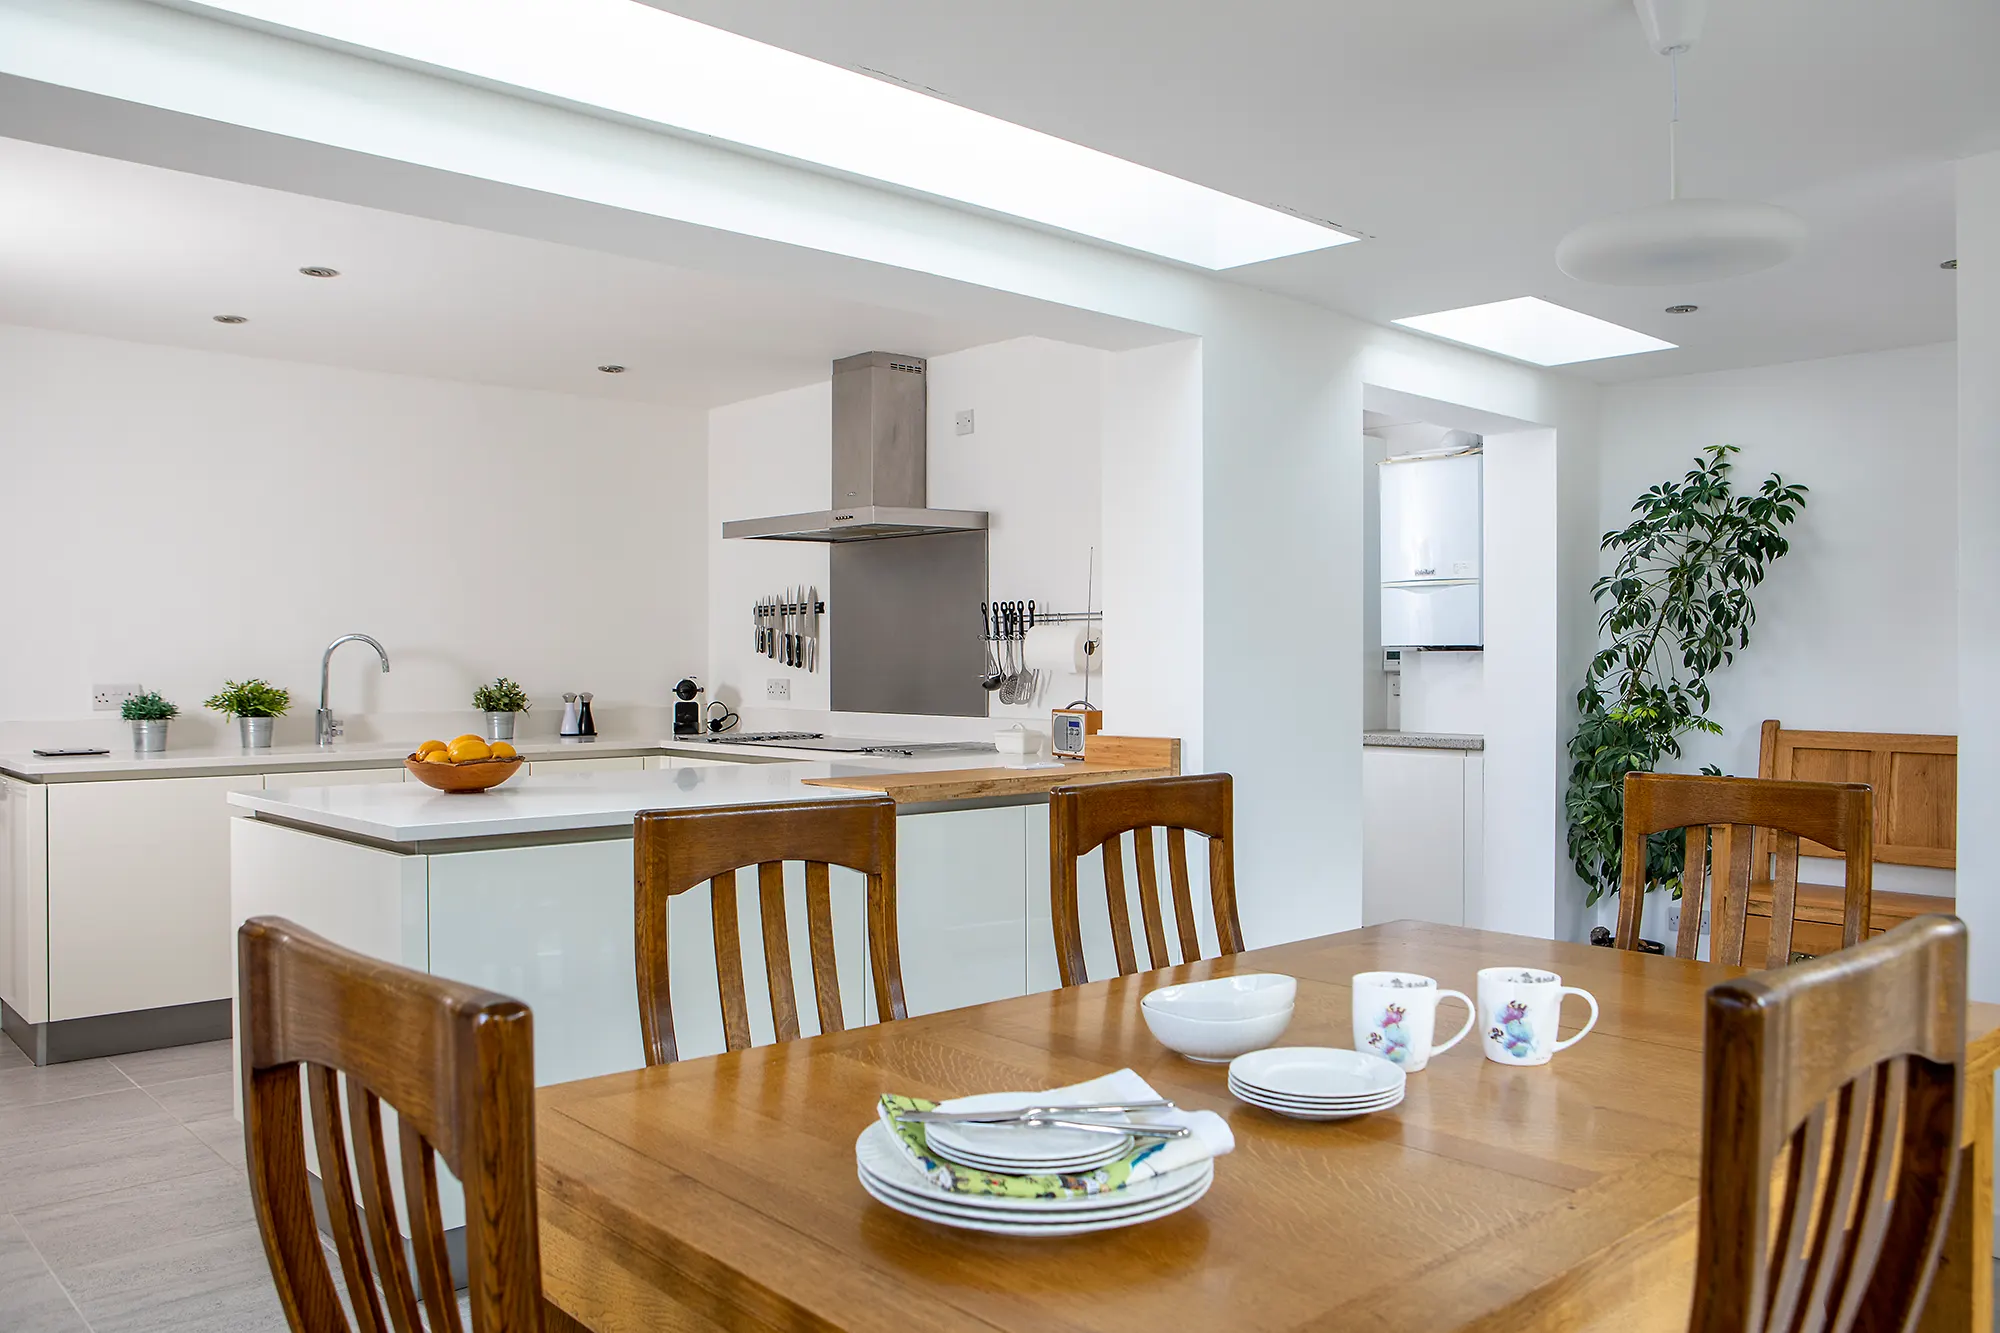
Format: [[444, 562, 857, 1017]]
[[1362, 730, 1484, 751]]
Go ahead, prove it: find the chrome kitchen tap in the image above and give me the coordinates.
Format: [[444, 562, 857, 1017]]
[[315, 633, 391, 746]]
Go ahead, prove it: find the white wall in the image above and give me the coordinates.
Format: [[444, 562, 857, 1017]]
[[0, 323, 707, 745], [705, 336, 1109, 733], [1958, 152, 2000, 1007], [1599, 342, 1958, 897]]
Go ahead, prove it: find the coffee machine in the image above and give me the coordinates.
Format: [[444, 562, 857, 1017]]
[[672, 678, 703, 736]]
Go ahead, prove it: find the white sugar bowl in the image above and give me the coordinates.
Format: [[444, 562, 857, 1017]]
[[1142, 973, 1296, 1063]]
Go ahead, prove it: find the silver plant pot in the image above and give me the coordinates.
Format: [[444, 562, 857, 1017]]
[[239, 716, 274, 749], [131, 719, 169, 752], [484, 711, 517, 742]]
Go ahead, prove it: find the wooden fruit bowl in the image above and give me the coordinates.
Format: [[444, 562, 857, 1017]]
[[404, 754, 525, 793]]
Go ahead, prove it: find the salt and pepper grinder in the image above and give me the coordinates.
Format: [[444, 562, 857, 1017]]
[[576, 691, 597, 737], [559, 692, 582, 737]]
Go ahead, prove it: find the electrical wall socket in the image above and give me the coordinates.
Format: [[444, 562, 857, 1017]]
[[92, 683, 144, 712], [766, 678, 791, 701], [954, 409, 974, 436]]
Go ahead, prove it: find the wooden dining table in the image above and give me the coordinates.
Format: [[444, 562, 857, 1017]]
[[535, 920, 2000, 1332]]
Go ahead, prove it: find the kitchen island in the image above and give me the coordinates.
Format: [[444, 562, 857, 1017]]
[[229, 740, 1187, 1235]]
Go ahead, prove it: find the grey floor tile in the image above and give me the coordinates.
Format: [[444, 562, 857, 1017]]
[[0, 1119, 226, 1215], [0, 1214, 90, 1332], [0, 1057, 134, 1109], [111, 1040, 232, 1088], [0, 1089, 182, 1165], [63, 1222, 289, 1333], [0, 1036, 34, 1069], [145, 1071, 234, 1124], [187, 1114, 248, 1171], [21, 1164, 257, 1277]]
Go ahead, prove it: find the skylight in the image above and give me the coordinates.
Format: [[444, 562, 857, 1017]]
[[178, 0, 1356, 271], [1393, 297, 1675, 366]]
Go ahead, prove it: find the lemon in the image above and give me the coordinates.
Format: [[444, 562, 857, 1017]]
[[447, 735, 492, 763], [416, 739, 447, 757], [423, 750, 454, 765], [489, 741, 517, 760]]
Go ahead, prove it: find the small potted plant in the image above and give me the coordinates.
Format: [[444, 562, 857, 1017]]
[[205, 679, 291, 749], [472, 677, 531, 741], [121, 691, 178, 752]]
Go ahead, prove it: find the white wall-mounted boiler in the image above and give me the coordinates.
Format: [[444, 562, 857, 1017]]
[[1379, 447, 1483, 649]]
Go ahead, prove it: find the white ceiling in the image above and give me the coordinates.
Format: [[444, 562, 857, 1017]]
[[0, 134, 1133, 407], [649, 0, 1996, 381]]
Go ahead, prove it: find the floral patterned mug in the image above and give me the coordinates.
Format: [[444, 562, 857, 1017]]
[[1476, 967, 1599, 1067], [1350, 971, 1474, 1073]]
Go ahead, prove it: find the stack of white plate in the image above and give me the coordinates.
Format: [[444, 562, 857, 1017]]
[[856, 1102, 1212, 1236], [1226, 1047, 1406, 1120]]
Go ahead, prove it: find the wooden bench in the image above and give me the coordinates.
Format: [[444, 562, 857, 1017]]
[[1743, 720, 1956, 961]]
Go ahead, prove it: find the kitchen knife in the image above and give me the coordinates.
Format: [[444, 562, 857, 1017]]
[[785, 587, 795, 667], [766, 596, 776, 660], [791, 587, 801, 668], [807, 584, 819, 672]]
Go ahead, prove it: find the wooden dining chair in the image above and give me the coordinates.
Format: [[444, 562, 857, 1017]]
[[1691, 913, 1966, 1333], [1615, 773, 1873, 968], [633, 796, 905, 1065], [1049, 773, 1245, 987], [238, 915, 545, 1333]]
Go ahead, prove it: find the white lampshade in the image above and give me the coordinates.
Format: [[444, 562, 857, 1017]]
[[1557, 197, 1806, 286]]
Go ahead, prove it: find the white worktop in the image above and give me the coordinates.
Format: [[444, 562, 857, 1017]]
[[229, 750, 1068, 844], [0, 733, 782, 783]]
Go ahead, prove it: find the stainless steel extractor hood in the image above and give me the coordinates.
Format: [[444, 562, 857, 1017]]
[[722, 352, 988, 542]]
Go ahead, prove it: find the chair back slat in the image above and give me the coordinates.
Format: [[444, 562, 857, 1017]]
[[239, 915, 543, 1333], [1048, 774, 1244, 987], [1131, 827, 1170, 968], [1690, 914, 1965, 1333], [1098, 833, 1138, 975], [633, 797, 903, 1066], [400, 1122, 463, 1333], [803, 862, 844, 1037], [1164, 828, 1202, 962], [1616, 774, 1873, 967], [305, 1070, 387, 1333], [757, 862, 802, 1044], [709, 871, 754, 1053]]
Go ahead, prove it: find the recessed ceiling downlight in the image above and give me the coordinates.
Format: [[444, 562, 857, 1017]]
[[212, 314, 249, 324], [298, 266, 341, 278], [597, 364, 626, 374], [1393, 297, 1675, 367], [1664, 304, 1699, 314]]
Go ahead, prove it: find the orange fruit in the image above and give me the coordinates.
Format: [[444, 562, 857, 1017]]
[[423, 750, 453, 765], [417, 739, 447, 757], [489, 741, 517, 760], [446, 735, 492, 763]]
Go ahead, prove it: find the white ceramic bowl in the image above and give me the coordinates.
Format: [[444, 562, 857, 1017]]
[[1142, 973, 1297, 1022], [1142, 1001, 1295, 1063]]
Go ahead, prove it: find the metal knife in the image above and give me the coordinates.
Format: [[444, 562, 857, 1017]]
[[902, 1099, 1176, 1124], [806, 584, 819, 672], [786, 587, 798, 667]]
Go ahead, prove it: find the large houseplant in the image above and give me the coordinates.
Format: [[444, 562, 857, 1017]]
[[472, 677, 531, 741], [205, 678, 292, 749], [1565, 445, 1808, 908]]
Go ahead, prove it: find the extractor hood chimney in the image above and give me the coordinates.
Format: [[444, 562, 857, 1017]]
[[722, 352, 989, 542]]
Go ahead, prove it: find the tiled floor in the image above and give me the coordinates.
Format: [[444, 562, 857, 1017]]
[[0, 1039, 289, 1332], [1, 1037, 1995, 1329]]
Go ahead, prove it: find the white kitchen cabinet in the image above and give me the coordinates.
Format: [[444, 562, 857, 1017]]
[[260, 766, 408, 788], [646, 755, 735, 771], [1362, 747, 1484, 928], [0, 777, 50, 1024], [896, 806, 1030, 1015], [527, 756, 647, 775], [47, 774, 264, 1020]]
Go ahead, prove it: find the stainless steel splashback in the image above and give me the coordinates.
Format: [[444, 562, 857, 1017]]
[[830, 529, 988, 717]]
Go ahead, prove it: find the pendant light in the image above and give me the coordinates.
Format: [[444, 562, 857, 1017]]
[[1556, 0, 1806, 286]]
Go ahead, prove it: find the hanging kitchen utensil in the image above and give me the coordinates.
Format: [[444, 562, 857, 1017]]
[[807, 584, 820, 672]]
